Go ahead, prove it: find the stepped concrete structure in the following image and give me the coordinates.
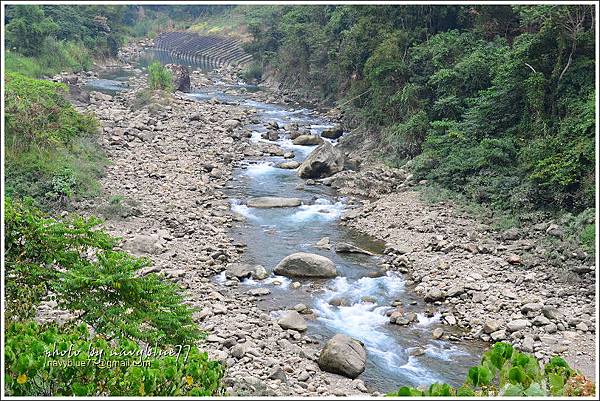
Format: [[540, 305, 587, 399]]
[[154, 31, 252, 69]]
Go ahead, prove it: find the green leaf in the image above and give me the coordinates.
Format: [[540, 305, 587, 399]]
[[523, 382, 546, 396], [508, 366, 527, 385], [501, 383, 524, 396]]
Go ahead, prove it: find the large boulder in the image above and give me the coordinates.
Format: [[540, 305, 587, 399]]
[[277, 310, 307, 332], [274, 252, 337, 278], [247, 197, 302, 208], [225, 263, 257, 280], [166, 64, 191, 92], [321, 126, 343, 139], [318, 334, 366, 379], [292, 134, 324, 146], [297, 141, 345, 179]]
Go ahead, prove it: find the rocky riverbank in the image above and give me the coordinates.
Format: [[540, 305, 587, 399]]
[[43, 55, 376, 396], [333, 167, 596, 380], [37, 38, 595, 394]]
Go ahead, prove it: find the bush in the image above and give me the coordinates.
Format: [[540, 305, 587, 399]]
[[147, 61, 173, 91], [4, 197, 201, 346], [4, 72, 104, 208], [4, 321, 224, 396], [388, 342, 595, 397], [242, 61, 263, 81]]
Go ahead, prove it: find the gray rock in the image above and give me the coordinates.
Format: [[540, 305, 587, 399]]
[[335, 242, 374, 256], [225, 263, 256, 280], [315, 237, 331, 250], [276, 161, 301, 169], [490, 329, 507, 341], [292, 134, 324, 146], [522, 336, 534, 353], [249, 288, 271, 296], [424, 288, 446, 302], [318, 334, 366, 379], [507, 319, 530, 332], [446, 285, 465, 297], [521, 303, 543, 314], [543, 306, 562, 320], [267, 367, 287, 382], [277, 310, 307, 332], [274, 252, 337, 278], [546, 224, 565, 238], [166, 64, 191, 92], [247, 197, 302, 208], [252, 265, 269, 280], [122, 234, 163, 256], [483, 319, 502, 334], [321, 126, 343, 139], [432, 328, 444, 339], [230, 343, 248, 358], [532, 315, 551, 326], [297, 141, 345, 179]]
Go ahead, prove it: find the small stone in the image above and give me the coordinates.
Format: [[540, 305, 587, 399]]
[[297, 371, 310, 382], [507, 254, 521, 264], [483, 319, 501, 334], [432, 328, 444, 339], [267, 367, 287, 382], [522, 336, 534, 353], [507, 319, 529, 332], [532, 315, 551, 326], [277, 310, 307, 332], [490, 329, 507, 341], [249, 288, 271, 296]]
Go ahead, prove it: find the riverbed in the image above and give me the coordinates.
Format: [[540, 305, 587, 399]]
[[85, 52, 485, 393]]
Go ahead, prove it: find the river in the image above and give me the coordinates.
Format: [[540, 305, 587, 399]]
[[85, 51, 484, 393]]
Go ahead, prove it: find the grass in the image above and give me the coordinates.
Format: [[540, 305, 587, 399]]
[[5, 39, 92, 78], [4, 72, 105, 210]]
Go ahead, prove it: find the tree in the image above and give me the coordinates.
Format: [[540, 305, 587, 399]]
[[5, 5, 58, 56]]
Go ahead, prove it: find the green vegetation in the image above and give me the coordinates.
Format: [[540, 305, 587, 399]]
[[4, 198, 224, 396], [5, 321, 224, 396], [388, 342, 595, 397], [4, 72, 105, 209], [242, 5, 596, 234], [4, 197, 201, 344], [4, 5, 127, 77], [148, 61, 173, 91]]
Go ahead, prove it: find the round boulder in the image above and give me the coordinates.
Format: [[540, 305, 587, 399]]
[[318, 334, 366, 379], [297, 141, 345, 179], [274, 252, 337, 278], [277, 310, 307, 332], [292, 134, 324, 146]]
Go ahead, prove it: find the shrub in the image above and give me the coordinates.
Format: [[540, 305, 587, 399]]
[[4, 321, 224, 396], [242, 61, 263, 81], [4, 72, 104, 208], [147, 61, 173, 91], [4, 197, 201, 346], [388, 342, 595, 397]]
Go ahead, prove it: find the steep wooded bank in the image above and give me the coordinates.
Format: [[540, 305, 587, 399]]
[[241, 5, 595, 234]]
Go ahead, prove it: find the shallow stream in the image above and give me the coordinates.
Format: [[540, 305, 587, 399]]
[[87, 55, 485, 393]]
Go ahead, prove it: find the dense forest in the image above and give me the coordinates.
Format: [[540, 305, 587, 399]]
[[242, 5, 596, 218]]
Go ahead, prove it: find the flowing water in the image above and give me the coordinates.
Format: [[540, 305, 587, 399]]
[[86, 59, 485, 393], [186, 85, 485, 392]]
